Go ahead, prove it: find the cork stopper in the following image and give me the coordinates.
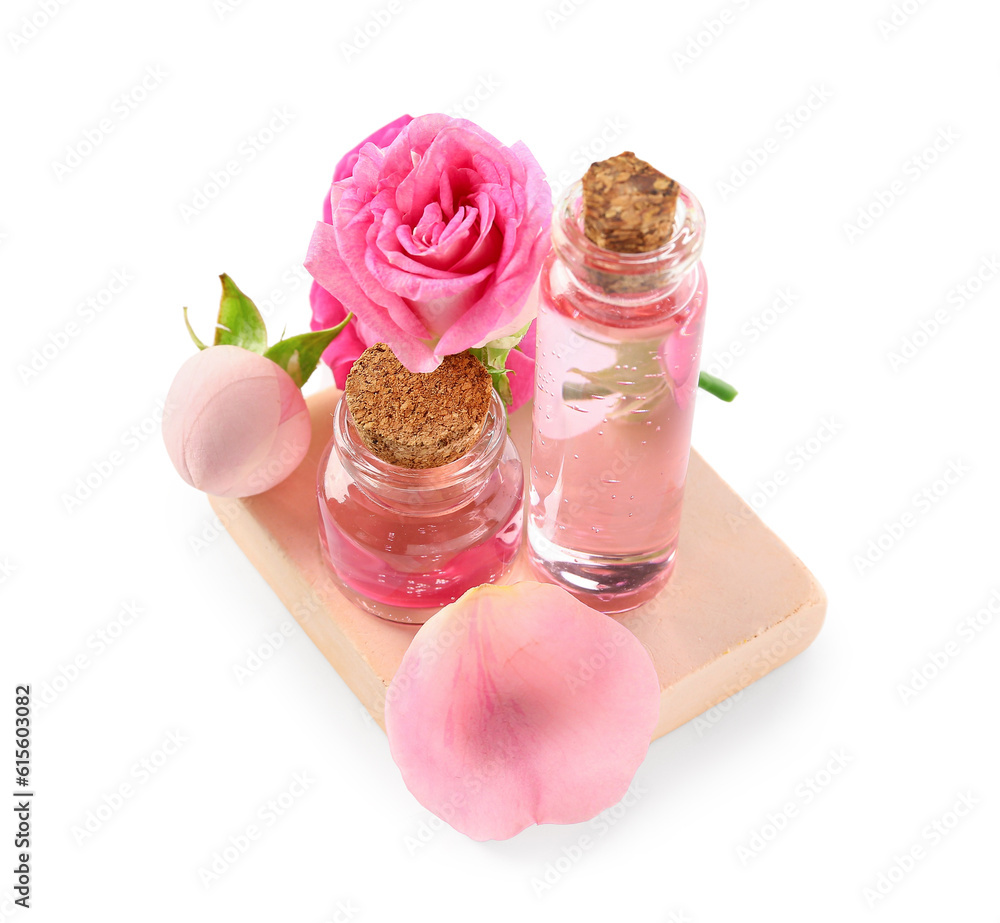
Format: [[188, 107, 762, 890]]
[[582, 151, 679, 253], [344, 344, 492, 469]]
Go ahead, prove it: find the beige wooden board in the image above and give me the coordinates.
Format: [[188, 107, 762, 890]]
[[209, 387, 826, 739]]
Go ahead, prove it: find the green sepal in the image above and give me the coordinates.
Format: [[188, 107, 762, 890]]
[[214, 273, 268, 353], [263, 314, 354, 389], [183, 306, 208, 350], [484, 366, 514, 407], [469, 321, 532, 407]]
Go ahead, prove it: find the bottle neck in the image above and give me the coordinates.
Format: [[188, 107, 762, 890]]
[[332, 390, 507, 514], [550, 179, 706, 319]]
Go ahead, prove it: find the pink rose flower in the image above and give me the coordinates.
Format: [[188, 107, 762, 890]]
[[305, 113, 551, 394], [308, 116, 413, 389]]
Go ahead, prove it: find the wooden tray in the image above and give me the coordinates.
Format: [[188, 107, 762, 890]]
[[209, 388, 826, 740]]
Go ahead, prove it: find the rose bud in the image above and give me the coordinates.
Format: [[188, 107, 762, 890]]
[[162, 344, 311, 498]]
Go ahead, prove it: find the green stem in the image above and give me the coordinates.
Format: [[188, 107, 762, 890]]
[[698, 371, 738, 402]]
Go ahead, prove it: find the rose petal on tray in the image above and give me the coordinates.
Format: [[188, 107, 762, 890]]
[[384, 582, 661, 841]]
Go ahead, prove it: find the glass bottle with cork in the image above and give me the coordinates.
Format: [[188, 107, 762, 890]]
[[317, 344, 524, 624], [527, 152, 709, 612]]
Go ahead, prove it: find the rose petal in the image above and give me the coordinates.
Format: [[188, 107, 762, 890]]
[[333, 114, 413, 184], [506, 328, 536, 412], [305, 221, 440, 373], [384, 582, 661, 841]]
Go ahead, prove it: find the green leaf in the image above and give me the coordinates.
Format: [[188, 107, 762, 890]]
[[214, 273, 268, 353], [469, 322, 533, 407], [263, 314, 354, 389], [488, 366, 513, 407], [183, 306, 208, 350]]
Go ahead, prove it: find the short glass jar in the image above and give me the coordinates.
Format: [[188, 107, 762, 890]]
[[317, 389, 524, 623]]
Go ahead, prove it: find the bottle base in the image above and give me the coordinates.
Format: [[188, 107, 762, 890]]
[[319, 542, 519, 625], [526, 524, 676, 614]]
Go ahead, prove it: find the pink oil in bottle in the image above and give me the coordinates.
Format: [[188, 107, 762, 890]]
[[317, 391, 523, 624]]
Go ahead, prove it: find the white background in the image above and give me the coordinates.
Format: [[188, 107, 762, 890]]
[[2, 0, 998, 920]]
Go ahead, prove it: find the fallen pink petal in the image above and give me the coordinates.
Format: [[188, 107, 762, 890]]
[[384, 582, 661, 841]]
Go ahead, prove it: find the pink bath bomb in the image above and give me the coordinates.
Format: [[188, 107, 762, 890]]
[[163, 345, 311, 497]]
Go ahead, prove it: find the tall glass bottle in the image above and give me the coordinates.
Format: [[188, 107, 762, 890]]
[[527, 180, 707, 612]]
